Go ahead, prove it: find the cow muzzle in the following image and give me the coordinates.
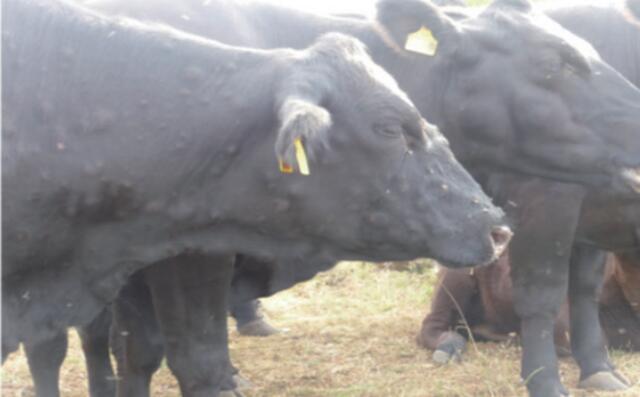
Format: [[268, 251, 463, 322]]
[[621, 167, 640, 194], [490, 225, 512, 261]]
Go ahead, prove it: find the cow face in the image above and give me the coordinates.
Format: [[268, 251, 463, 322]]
[[266, 33, 510, 267], [376, 0, 640, 194]]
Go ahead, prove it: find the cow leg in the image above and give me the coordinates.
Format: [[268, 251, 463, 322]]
[[599, 286, 640, 351], [24, 332, 68, 397], [144, 253, 238, 397], [416, 267, 477, 364], [509, 182, 584, 397], [569, 245, 629, 391], [231, 299, 280, 337], [78, 308, 117, 397], [553, 302, 572, 357], [615, 252, 640, 319], [112, 274, 165, 397]]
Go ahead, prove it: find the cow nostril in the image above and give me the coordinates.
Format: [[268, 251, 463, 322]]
[[491, 225, 512, 253]]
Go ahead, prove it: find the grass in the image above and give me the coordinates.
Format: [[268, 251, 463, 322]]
[[2, 261, 640, 396]]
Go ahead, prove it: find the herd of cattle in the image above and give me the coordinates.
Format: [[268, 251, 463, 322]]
[[3, 0, 640, 396]]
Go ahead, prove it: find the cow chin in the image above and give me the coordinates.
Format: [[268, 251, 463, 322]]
[[428, 234, 504, 269]]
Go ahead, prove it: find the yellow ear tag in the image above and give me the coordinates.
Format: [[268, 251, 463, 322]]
[[294, 137, 310, 176], [278, 158, 294, 174], [404, 27, 438, 56]]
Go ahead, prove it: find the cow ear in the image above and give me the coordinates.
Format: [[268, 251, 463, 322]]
[[376, 0, 460, 54], [275, 97, 332, 175]]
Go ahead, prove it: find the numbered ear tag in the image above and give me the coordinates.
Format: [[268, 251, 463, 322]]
[[278, 158, 294, 174], [278, 137, 310, 175], [405, 26, 438, 56], [294, 137, 310, 176]]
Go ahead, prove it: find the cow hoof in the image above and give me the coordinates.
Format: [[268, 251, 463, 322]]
[[237, 319, 281, 337], [432, 349, 455, 364], [578, 371, 630, 391], [232, 374, 253, 390], [431, 332, 466, 364], [18, 387, 35, 397], [534, 390, 568, 397], [612, 370, 632, 386], [528, 383, 569, 397]]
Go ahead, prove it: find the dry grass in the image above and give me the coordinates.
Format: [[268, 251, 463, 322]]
[[2, 261, 640, 397]]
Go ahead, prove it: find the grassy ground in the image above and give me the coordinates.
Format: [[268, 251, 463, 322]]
[[2, 261, 640, 397]]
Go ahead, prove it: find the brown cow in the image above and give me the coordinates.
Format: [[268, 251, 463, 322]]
[[417, 252, 640, 364], [599, 252, 640, 350]]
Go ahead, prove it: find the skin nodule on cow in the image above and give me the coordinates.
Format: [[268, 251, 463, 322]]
[[2, 1, 512, 396], [65, 1, 640, 397]]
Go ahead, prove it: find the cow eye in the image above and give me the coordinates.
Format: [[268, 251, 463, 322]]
[[541, 50, 589, 80], [562, 62, 577, 76], [542, 57, 562, 76], [374, 124, 403, 138]]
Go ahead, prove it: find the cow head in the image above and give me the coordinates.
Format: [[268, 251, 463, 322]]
[[376, 0, 640, 194], [255, 33, 511, 267]]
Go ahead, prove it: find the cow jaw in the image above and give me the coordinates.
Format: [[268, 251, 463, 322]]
[[621, 167, 640, 194]]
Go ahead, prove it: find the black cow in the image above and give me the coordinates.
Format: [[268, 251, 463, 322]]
[[409, 1, 640, 394], [2, 1, 513, 396], [416, 0, 640, 393], [522, 2, 640, 393], [44, 0, 640, 396]]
